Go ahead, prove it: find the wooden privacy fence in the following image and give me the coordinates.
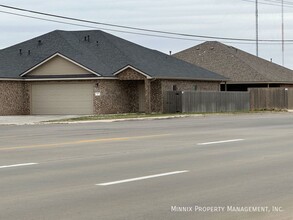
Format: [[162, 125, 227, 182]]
[[163, 88, 293, 113], [249, 88, 293, 110], [163, 91, 250, 113], [288, 89, 293, 109]]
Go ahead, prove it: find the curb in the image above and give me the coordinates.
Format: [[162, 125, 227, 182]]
[[40, 114, 204, 124], [57, 111, 292, 124]]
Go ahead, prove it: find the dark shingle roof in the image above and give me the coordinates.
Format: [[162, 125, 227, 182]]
[[174, 41, 293, 83], [0, 30, 226, 81]]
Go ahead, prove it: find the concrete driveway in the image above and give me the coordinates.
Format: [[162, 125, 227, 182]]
[[0, 115, 78, 125]]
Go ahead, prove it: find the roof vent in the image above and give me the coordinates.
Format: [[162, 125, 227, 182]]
[[96, 41, 99, 46], [28, 50, 31, 56], [38, 40, 42, 46], [19, 49, 22, 55], [84, 35, 90, 42], [169, 51, 172, 55]]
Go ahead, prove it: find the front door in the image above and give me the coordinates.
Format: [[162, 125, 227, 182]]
[[138, 82, 145, 112]]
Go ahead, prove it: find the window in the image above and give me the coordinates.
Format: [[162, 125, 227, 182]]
[[172, 85, 177, 91]]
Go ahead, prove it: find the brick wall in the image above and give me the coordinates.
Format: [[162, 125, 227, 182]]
[[150, 79, 220, 113], [116, 68, 146, 80], [94, 80, 139, 114], [151, 80, 162, 113], [0, 78, 220, 115], [0, 81, 29, 115], [161, 80, 220, 92]]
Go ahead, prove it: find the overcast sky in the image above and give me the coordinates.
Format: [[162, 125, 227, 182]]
[[1, 0, 293, 68]]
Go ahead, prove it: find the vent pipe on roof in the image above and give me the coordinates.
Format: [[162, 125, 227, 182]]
[[38, 40, 42, 46], [19, 49, 22, 55], [169, 51, 172, 55], [84, 35, 90, 42], [96, 41, 99, 46], [28, 50, 31, 56]]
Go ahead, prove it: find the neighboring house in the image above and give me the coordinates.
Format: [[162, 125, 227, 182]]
[[0, 30, 226, 115], [174, 41, 293, 91]]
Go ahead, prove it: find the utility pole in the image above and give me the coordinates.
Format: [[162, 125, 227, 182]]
[[256, 0, 259, 57], [282, 0, 285, 66]]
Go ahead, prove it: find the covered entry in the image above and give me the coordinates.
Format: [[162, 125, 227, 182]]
[[31, 83, 93, 115], [115, 66, 152, 113], [138, 81, 145, 112]]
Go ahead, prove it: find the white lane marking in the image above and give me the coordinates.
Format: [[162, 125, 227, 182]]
[[0, 163, 38, 169], [96, 170, 189, 186], [197, 139, 244, 146]]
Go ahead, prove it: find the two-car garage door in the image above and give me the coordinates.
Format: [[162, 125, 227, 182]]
[[31, 83, 93, 115]]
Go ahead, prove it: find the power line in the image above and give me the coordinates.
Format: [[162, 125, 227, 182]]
[[0, 4, 293, 43], [240, 0, 293, 7], [263, 0, 293, 5], [0, 10, 203, 42], [3, 9, 291, 46]]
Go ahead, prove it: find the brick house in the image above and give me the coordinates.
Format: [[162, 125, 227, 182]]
[[174, 41, 293, 91], [0, 30, 226, 115]]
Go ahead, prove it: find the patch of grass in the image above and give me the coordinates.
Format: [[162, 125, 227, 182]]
[[48, 113, 195, 122], [47, 109, 288, 123], [251, 109, 287, 112]]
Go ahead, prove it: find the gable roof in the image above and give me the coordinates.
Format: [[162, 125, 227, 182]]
[[21, 53, 100, 77], [173, 41, 293, 83], [0, 30, 226, 81]]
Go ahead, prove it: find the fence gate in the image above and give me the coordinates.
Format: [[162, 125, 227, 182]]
[[163, 91, 182, 113]]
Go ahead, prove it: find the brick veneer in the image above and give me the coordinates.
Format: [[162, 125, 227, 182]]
[[116, 68, 146, 80], [0, 76, 220, 115], [151, 79, 220, 113], [0, 81, 29, 115], [94, 80, 139, 114]]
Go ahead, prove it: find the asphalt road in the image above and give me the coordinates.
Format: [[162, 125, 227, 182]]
[[0, 113, 293, 220]]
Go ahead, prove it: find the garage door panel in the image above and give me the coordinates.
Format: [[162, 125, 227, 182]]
[[31, 83, 93, 115]]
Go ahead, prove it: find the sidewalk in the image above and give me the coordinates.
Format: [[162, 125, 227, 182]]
[[0, 114, 199, 125], [0, 115, 79, 125]]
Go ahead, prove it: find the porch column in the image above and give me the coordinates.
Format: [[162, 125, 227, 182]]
[[144, 79, 151, 113]]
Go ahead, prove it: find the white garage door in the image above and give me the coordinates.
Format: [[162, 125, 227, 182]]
[[31, 83, 93, 115]]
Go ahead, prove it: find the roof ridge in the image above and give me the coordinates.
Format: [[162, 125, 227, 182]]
[[99, 31, 137, 72]]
